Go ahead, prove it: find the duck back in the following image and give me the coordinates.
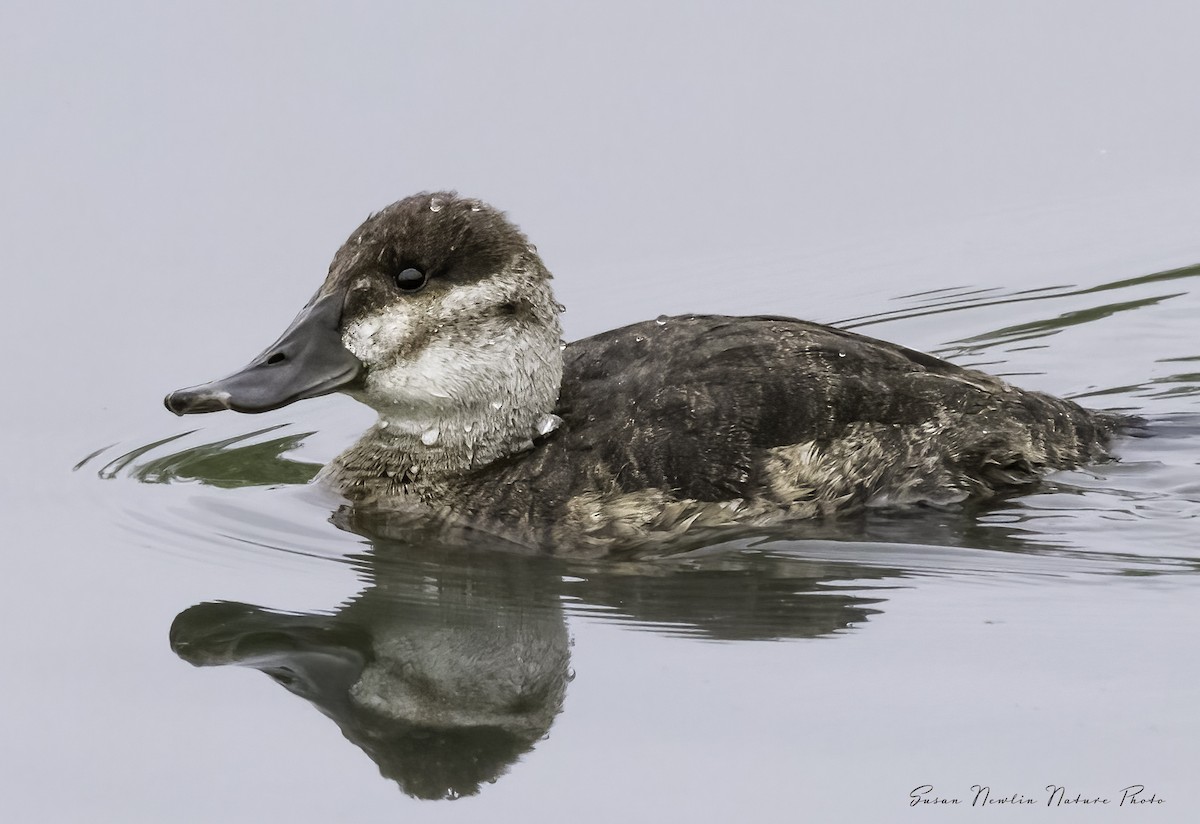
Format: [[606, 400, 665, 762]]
[[451, 315, 1123, 546]]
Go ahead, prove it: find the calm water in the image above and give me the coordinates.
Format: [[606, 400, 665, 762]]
[[5, 3, 1200, 822]]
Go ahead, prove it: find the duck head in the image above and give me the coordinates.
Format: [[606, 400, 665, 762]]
[[165, 193, 565, 459]]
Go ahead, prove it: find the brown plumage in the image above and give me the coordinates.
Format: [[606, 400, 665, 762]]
[[441, 315, 1124, 547]]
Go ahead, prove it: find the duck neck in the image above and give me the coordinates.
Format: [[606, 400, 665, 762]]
[[334, 406, 549, 491], [326, 311, 564, 500]]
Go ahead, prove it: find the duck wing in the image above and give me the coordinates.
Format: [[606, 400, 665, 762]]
[[462, 315, 1120, 539], [550, 315, 1118, 503]]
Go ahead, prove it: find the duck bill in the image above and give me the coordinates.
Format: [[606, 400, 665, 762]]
[[164, 291, 363, 415]]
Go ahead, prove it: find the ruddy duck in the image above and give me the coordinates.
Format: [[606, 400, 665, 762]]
[[166, 192, 1125, 547]]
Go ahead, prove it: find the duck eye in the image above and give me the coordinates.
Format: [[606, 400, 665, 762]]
[[394, 267, 427, 292]]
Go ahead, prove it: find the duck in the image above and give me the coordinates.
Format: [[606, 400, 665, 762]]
[[165, 191, 1128, 548]]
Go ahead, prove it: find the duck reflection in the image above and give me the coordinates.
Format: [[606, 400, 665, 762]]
[[170, 518, 903, 799], [171, 543, 569, 800]]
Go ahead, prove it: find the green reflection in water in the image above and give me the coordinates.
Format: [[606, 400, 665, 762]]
[[91, 425, 321, 488]]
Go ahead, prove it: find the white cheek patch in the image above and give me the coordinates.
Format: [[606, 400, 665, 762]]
[[343, 304, 464, 409], [342, 306, 414, 365], [342, 277, 515, 366], [339, 268, 559, 419], [341, 278, 509, 364], [369, 339, 490, 408]]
